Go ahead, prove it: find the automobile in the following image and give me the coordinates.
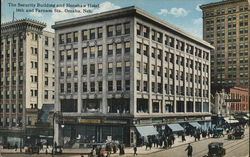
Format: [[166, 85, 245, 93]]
[[228, 128, 245, 140], [213, 128, 224, 138], [203, 142, 226, 157]]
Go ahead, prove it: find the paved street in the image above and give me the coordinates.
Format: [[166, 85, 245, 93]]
[[1, 127, 249, 157]]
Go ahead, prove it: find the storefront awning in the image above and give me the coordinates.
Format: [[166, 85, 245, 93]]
[[243, 116, 249, 120], [189, 122, 201, 128], [136, 126, 158, 137], [224, 117, 239, 124], [167, 124, 184, 132]]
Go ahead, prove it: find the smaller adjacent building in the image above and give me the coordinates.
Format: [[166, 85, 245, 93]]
[[227, 86, 249, 112]]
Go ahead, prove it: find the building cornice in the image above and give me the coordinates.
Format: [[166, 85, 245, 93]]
[[52, 6, 214, 50], [200, 0, 249, 10], [1, 18, 46, 35]]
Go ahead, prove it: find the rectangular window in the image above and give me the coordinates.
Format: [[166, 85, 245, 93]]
[[73, 49, 78, 60], [124, 22, 130, 34], [108, 81, 113, 91], [45, 36, 49, 46], [90, 82, 95, 92], [83, 82, 87, 92], [74, 83, 78, 92], [137, 80, 140, 91], [90, 29, 95, 40], [116, 24, 122, 35], [44, 90, 48, 99], [67, 50, 72, 60], [143, 44, 149, 56], [116, 43, 122, 55], [125, 80, 130, 90], [73, 31, 78, 42], [59, 34, 65, 44], [125, 61, 130, 73], [60, 84, 64, 92], [90, 46, 95, 58], [66, 33, 72, 43], [97, 27, 103, 38], [82, 47, 87, 58], [108, 62, 113, 73], [82, 30, 88, 41], [98, 63, 103, 74], [45, 63, 48, 72], [143, 81, 148, 91], [107, 25, 114, 37], [98, 45, 103, 57], [124, 42, 130, 53], [67, 83, 71, 93], [137, 42, 142, 54], [116, 62, 122, 73], [90, 64, 95, 75], [107, 44, 113, 55], [98, 81, 102, 91], [143, 26, 149, 38], [82, 65, 87, 75], [45, 77, 48, 86], [117, 80, 122, 91]]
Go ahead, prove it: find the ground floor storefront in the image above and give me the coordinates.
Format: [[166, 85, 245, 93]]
[[56, 115, 211, 147]]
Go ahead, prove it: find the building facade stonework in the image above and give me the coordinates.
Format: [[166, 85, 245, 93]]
[[52, 6, 213, 146], [0, 19, 55, 146], [200, 0, 250, 92]]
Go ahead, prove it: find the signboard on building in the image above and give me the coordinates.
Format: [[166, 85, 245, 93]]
[[79, 119, 101, 124], [225, 99, 241, 102], [103, 120, 127, 124]]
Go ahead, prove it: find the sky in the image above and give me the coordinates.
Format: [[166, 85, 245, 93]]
[[1, 0, 221, 39]]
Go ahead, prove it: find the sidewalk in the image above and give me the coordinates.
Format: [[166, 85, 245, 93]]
[[0, 135, 210, 156]]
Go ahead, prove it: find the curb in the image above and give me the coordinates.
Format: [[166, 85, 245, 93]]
[[119, 137, 211, 156], [0, 137, 211, 155]]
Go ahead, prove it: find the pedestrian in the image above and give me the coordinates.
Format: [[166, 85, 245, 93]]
[[185, 143, 193, 157], [14, 143, 18, 151], [133, 145, 137, 156], [182, 134, 186, 142]]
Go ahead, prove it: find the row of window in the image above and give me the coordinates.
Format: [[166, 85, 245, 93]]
[[60, 42, 131, 61], [206, 13, 248, 24], [0, 117, 23, 127], [137, 23, 210, 60], [0, 49, 24, 59], [0, 104, 23, 113], [0, 75, 23, 86], [204, 5, 248, 17], [0, 90, 23, 99], [60, 80, 130, 93], [0, 61, 23, 72], [30, 89, 54, 99], [59, 22, 130, 44], [60, 61, 130, 77]]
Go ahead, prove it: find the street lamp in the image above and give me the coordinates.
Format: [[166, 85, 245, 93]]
[[52, 111, 62, 156]]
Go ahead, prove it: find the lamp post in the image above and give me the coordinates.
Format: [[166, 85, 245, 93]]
[[52, 111, 62, 156]]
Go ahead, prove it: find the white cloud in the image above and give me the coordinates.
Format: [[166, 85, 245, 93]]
[[45, 1, 120, 32], [92, 1, 120, 14], [29, 12, 43, 18], [158, 8, 188, 17], [196, 4, 202, 12], [193, 18, 202, 25]]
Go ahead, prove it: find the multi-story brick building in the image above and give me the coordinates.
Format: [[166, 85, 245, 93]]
[[52, 6, 213, 146], [0, 19, 55, 146], [228, 86, 249, 112], [200, 0, 250, 92]]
